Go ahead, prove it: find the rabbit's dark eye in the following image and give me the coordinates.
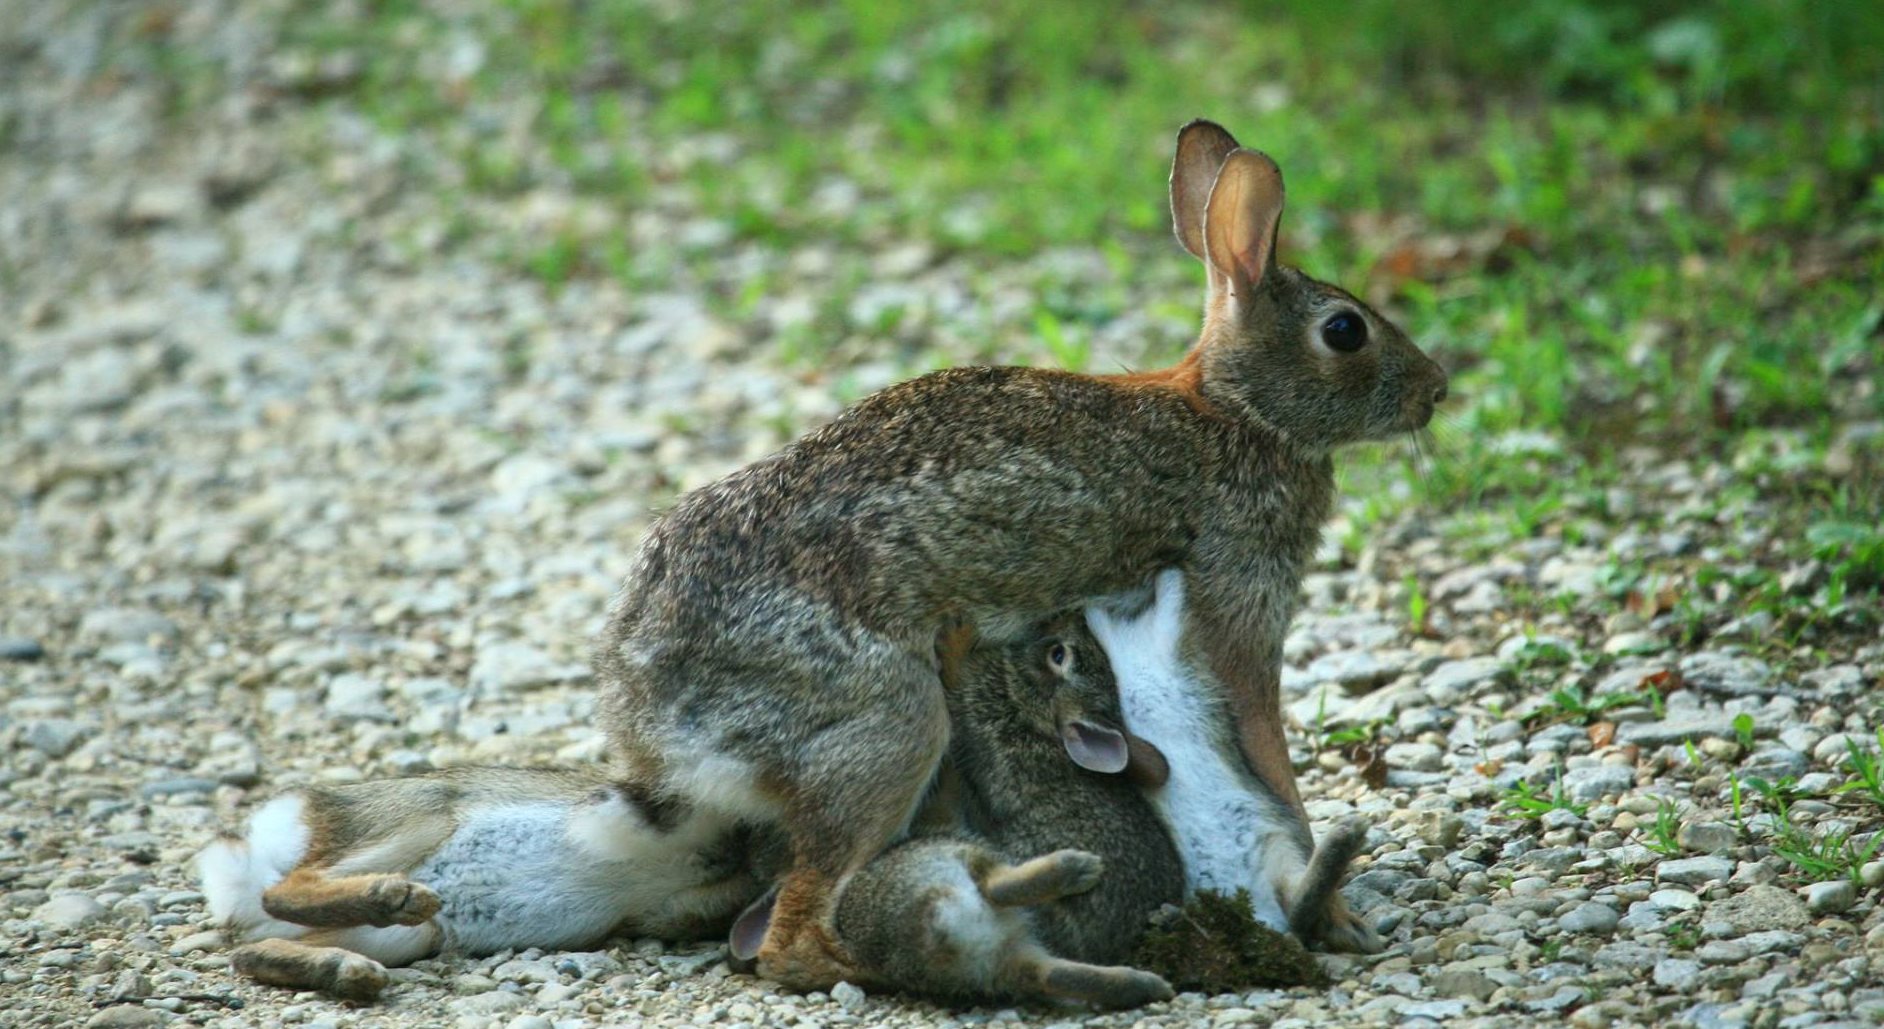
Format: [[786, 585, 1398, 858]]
[[1047, 643, 1070, 672], [1321, 312, 1368, 352]]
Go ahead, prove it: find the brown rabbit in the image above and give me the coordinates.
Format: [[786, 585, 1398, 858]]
[[828, 613, 1183, 1008], [595, 118, 1446, 988], [196, 766, 772, 1000]]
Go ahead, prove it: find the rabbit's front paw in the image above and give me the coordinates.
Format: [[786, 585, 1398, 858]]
[[982, 849, 1104, 907]]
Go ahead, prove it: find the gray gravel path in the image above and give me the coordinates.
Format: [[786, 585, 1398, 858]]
[[3, 5, 1881, 1029]]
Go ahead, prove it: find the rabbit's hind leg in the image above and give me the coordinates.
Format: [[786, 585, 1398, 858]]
[[979, 850, 1103, 908], [1029, 952, 1174, 1010], [229, 938, 389, 1001], [758, 655, 951, 991], [261, 868, 441, 928]]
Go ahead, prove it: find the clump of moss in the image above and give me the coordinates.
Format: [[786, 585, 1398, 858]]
[[1132, 889, 1328, 992]]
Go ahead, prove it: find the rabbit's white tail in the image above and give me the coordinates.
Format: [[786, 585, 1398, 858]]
[[196, 793, 312, 939]]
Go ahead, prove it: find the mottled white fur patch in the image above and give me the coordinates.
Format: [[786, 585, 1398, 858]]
[[197, 792, 312, 941], [664, 751, 779, 822], [1087, 569, 1300, 932], [924, 854, 1019, 988]]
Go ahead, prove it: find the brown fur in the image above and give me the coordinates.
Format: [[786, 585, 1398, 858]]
[[594, 119, 1446, 986], [260, 868, 441, 929]]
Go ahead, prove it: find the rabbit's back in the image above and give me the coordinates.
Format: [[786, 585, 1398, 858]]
[[618, 367, 1216, 641]]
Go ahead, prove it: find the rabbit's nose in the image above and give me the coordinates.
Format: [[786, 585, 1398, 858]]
[[1432, 383, 1449, 405]]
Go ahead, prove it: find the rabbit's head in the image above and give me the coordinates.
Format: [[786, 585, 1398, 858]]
[[1170, 120, 1448, 452]]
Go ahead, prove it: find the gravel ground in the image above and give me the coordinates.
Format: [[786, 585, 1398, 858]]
[[4, 5, 1882, 1029]]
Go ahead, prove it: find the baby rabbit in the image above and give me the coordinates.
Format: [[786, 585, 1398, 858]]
[[1090, 570, 1381, 952], [596, 118, 1446, 986], [829, 612, 1185, 1008], [197, 766, 772, 1000]]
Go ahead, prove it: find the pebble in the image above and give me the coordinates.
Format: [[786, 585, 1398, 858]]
[[1385, 741, 1445, 772], [1558, 901, 1620, 935], [34, 893, 107, 930], [1804, 880, 1855, 915], [831, 981, 867, 1012], [24, 718, 92, 758], [1421, 657, 1508, 699], [325, 673, 394, 722], [453, 991, 529, 1017], [1619, 715, 1736, 747], [469, 641, 588, 694], [1658, 856, 1733, 887], [1676, 821, 1737, 855], [87, 1008, 163, 1029], [78, 608, 179, 643], [1561, 765, 1634, 803], [0, 636, 45, 661], [1703, 884, 1808, 935], [1653, 958, 1703, 991], [1678, 652, 1773, 695]]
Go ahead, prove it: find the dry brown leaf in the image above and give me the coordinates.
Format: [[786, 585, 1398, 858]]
[[1588, 721, 1617, 748]]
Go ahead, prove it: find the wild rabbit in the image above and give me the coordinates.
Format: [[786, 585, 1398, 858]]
[[1090, 570, 1382, 952], [596, 118, 1446, 987], [828, 611, 1184, 1008], [197, 766, 775, 1000]]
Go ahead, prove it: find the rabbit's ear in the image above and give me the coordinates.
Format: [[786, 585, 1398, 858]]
[[1062, 721, 1130, 774], [1122, 732, 1171, 789], [728, 888, 776, 962], [1170, 119, 1241, 262], [1203, 148, 1285, 300]]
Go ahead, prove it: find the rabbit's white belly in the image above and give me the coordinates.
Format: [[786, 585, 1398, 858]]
[[1086, 570, 1296, 932], [417, 793, 743, 954]]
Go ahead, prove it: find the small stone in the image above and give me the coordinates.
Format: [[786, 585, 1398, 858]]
[[1653, 958, 1702, 990], [452, 991, 528, 1017], [1678, 652, 1772, 696], [170, 930, 223, 955], [1861, 861, 1884, 889], [1804, 880, 1855, 916], [324, 673, 393, 722], [1559, 901, 1620, 936], [505, 1017, 552, 1029], [139, 777, 218, 799], [0, 637, 45, 661], [1422, 658, 1508, 699], [1560, 765, 1635, 803], [1705, 884, 1808, 935], [1658, 856, 1733, 887], [831, 981, 867, 1012], [469, 642, 588, 695], [1739, 748, 1808, 781], [1430, 967, 1497, 1001], [24, 719, 92, 758], [1647, 889, 1701, 912], [1694, 941, 1750, 965], [87, 1008, 163, 1029], [1619, 715, 1735, 748], [1306, 650, 1403, 693], [1676, 822, 1737, 855], [78, 608, 179, 644], [34, 893, 107, 930], [1385, 741, 1445, 772]]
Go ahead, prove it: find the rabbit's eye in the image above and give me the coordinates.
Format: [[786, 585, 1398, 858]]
[[1321, 312, 1368, 352], [1047, 643, 1070, 672]]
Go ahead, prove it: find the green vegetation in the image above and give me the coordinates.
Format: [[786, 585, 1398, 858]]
[[1641, 799, 1684, 856], [1135, 889, 1327, 992], [128, 1, 1882, 643], [1500, 776, 1589, 820]]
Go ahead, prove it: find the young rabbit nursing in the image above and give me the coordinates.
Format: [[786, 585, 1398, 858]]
[[1092, 570, 1381, 952], [197, 766, 772, 1000], [831, 611, 1185, 1009], [596, 118, 1446, 986]]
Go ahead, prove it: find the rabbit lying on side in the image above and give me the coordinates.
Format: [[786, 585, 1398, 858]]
[[1091, 570, 1381, 952], [197, 767, 773, 1000], [597, 118, 1445, 987], [826, 609, 1185, 1008]]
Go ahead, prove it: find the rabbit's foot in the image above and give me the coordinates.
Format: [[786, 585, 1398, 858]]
[[981, 849, 1103, 908], [756, 921, 857, 992], [1315, 895, 1384, 954], [362, 876, 441, 927], [231, 938, 389, 1002], [261, 870, 439, 929], [1038, 958, 1173, 1010]]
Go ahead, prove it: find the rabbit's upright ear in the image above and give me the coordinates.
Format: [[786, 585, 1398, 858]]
[[1203, 148, 1285, 301], [1169, 119, 1241, 262], [1062, 721, 1130, 774]]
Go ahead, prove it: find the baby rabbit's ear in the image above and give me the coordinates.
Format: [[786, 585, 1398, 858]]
[[1203, 148, 1286, 301], [728, 888, 776, 963], [1061, 721, 1130, 774], [1122, 733, 1171, 789], [1170, 119, 1241, 263]]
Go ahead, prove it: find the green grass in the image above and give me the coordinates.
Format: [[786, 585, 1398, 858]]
[[120, 1, 1884, 638]]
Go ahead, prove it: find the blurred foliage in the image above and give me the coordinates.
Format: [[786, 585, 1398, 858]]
[[250, 0, 1882, 520]]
